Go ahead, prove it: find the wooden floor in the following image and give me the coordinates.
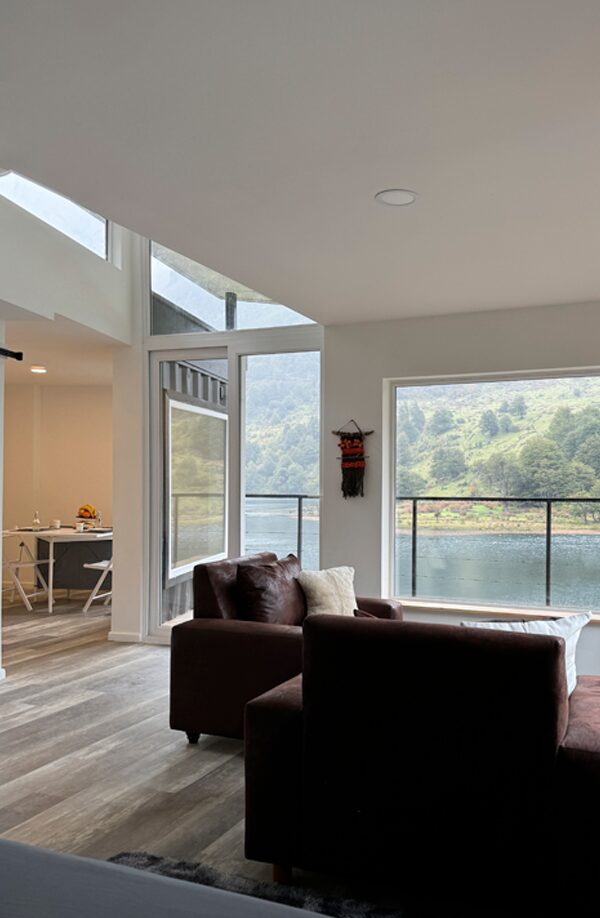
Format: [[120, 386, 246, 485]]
[[0, 602, 267, 880]]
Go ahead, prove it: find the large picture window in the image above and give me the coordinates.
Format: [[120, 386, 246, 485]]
[[394, 375, 600, 611]]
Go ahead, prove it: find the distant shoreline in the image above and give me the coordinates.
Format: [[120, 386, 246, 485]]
[[395, 526, 600, 538]]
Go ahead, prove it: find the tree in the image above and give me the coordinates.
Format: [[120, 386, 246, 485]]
[[518, 437, 577, 497], [397, 403, 420, 443], [479, 409, 499, 438], [410, 403, 425, 434], [499, 400, 510, 414], [431, 448, 467, 483], [547, 406, 574, 444], [428, 408, 455, 436], [563, 408, 600, 459], [510, 396, 527, 418], [498, 415, 515, 434], [396, 468, 427, 496], [575, 434, 600, 476], [569, 460, 595, 494], [479, 454, 522, 497]]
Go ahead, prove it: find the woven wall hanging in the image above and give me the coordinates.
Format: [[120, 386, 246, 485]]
[[332, 420, 373, 498]]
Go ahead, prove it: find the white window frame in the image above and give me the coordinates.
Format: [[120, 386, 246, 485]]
[[386, 366, 600, 606], [146, 324, 323, 640]]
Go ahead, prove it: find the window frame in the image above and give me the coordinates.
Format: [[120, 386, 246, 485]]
[[387, 367, 600, 608], [146, 324, 323, 639]]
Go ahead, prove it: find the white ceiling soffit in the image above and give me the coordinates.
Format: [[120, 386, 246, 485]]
[[4, 317, 115, 386], [2, 1, 600, 324]]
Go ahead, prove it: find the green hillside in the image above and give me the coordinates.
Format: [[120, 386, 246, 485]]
[[245, 351, 320, 495], [396, 376, 600, 500]]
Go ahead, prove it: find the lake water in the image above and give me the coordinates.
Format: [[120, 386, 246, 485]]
[[176, 500, 600, 611], [245, 502, 600, 611]]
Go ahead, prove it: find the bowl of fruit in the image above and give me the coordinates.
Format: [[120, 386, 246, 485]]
[[76, 504, 97, 526]]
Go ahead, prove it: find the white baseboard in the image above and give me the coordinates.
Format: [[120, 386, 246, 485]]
[[108, 630, 143, 643]]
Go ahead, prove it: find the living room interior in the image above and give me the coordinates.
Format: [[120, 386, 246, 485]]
[[2, 3, 600, 917]]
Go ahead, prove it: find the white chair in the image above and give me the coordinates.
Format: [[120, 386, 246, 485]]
[[82, 558, 113, 613], [2, 537, 51, 612]]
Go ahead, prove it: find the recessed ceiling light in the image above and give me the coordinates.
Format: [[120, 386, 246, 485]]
[[374, 188, 417, 206], [30, 365, 47, 374]]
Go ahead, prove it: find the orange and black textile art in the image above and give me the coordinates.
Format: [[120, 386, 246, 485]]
[[332, 421, 373, 498]]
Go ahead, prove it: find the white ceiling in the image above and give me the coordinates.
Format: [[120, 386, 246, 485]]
[[4, 318, 115, 386], [2, 1, 600, 324]]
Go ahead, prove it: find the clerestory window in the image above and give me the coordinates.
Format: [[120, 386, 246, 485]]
[[0, 172, 108, 258]]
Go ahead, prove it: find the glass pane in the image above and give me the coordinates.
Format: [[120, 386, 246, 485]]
[[169, 403, 227, 574], [151, 242, 314, 334], [0, 172, 107, 257], [160, 357, 228, 625], [409, 501, 546, 607], [394, 375, 600, 611], [552, 502, 600, 610], [243, 351, 320, 568]]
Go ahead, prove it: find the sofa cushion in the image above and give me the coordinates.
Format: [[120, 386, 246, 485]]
[[462, 611, 591, 695], [297, 566, 356, 616], [193, 552, 277, 620], [237, 554, 306, 625]]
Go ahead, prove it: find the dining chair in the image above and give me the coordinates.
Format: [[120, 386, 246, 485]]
[[2, 535, 51, 611], [82, 558, 113, 613]]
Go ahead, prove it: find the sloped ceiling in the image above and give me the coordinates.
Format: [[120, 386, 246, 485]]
[[2, 1, 600, 324]]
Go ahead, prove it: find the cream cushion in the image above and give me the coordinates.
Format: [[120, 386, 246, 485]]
[[462, 611, 592, 695], [297, 566, 357, 617]]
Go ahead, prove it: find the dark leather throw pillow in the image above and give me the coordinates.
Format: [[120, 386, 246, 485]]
[[237, 554, 306, 625]]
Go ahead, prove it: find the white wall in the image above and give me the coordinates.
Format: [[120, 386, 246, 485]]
[[109, 233, 148, 643], [3, 384, 112, 581], [321, 299, 600, 673], [0, 197, 134, 343]]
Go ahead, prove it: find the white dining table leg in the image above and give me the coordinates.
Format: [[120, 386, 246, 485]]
[[48, 540, 54, 614]]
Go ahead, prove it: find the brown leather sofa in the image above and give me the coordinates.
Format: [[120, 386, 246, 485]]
[[245, 613, 600, 910], [170, 553, 402, 743]]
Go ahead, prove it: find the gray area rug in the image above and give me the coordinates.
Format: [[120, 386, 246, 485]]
[[108, 852, 557, 918], [108, 852, 401, 917]]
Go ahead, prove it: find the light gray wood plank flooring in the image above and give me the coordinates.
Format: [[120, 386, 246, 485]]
[[0, 603, 267, 879]]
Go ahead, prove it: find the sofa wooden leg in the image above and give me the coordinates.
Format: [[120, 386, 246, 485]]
[[273, 864, 292, 884], [186, 731, 200, 744]]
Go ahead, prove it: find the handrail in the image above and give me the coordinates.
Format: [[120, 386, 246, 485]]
[[395, 495, 600, 605]]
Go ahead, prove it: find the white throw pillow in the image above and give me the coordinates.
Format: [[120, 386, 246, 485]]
[[297, 566, 357, 617], [461, 611, 591, 695]]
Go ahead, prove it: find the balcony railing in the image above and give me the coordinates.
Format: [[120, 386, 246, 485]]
[[172, 492, 320, 567], [396, 496, 600, 607]]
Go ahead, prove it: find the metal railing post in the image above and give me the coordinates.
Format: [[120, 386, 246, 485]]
[[546, 500, 552, 607], [412, 499, 418, 597], [297, 496, 304, 565]]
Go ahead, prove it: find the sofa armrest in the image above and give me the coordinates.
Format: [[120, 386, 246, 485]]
[[170, 619, 303, 740], [245, 676, 303, 867], [356, 596, 403, 621]]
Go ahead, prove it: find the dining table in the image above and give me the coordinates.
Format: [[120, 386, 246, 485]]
[[3, 527, 113, 613]]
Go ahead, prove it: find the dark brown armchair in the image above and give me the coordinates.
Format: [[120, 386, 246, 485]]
[[244, 613, 600, 907], [170, 554, 402, 743]]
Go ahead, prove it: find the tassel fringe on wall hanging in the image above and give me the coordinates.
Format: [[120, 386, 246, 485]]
[[332, 420, 373, 498]]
